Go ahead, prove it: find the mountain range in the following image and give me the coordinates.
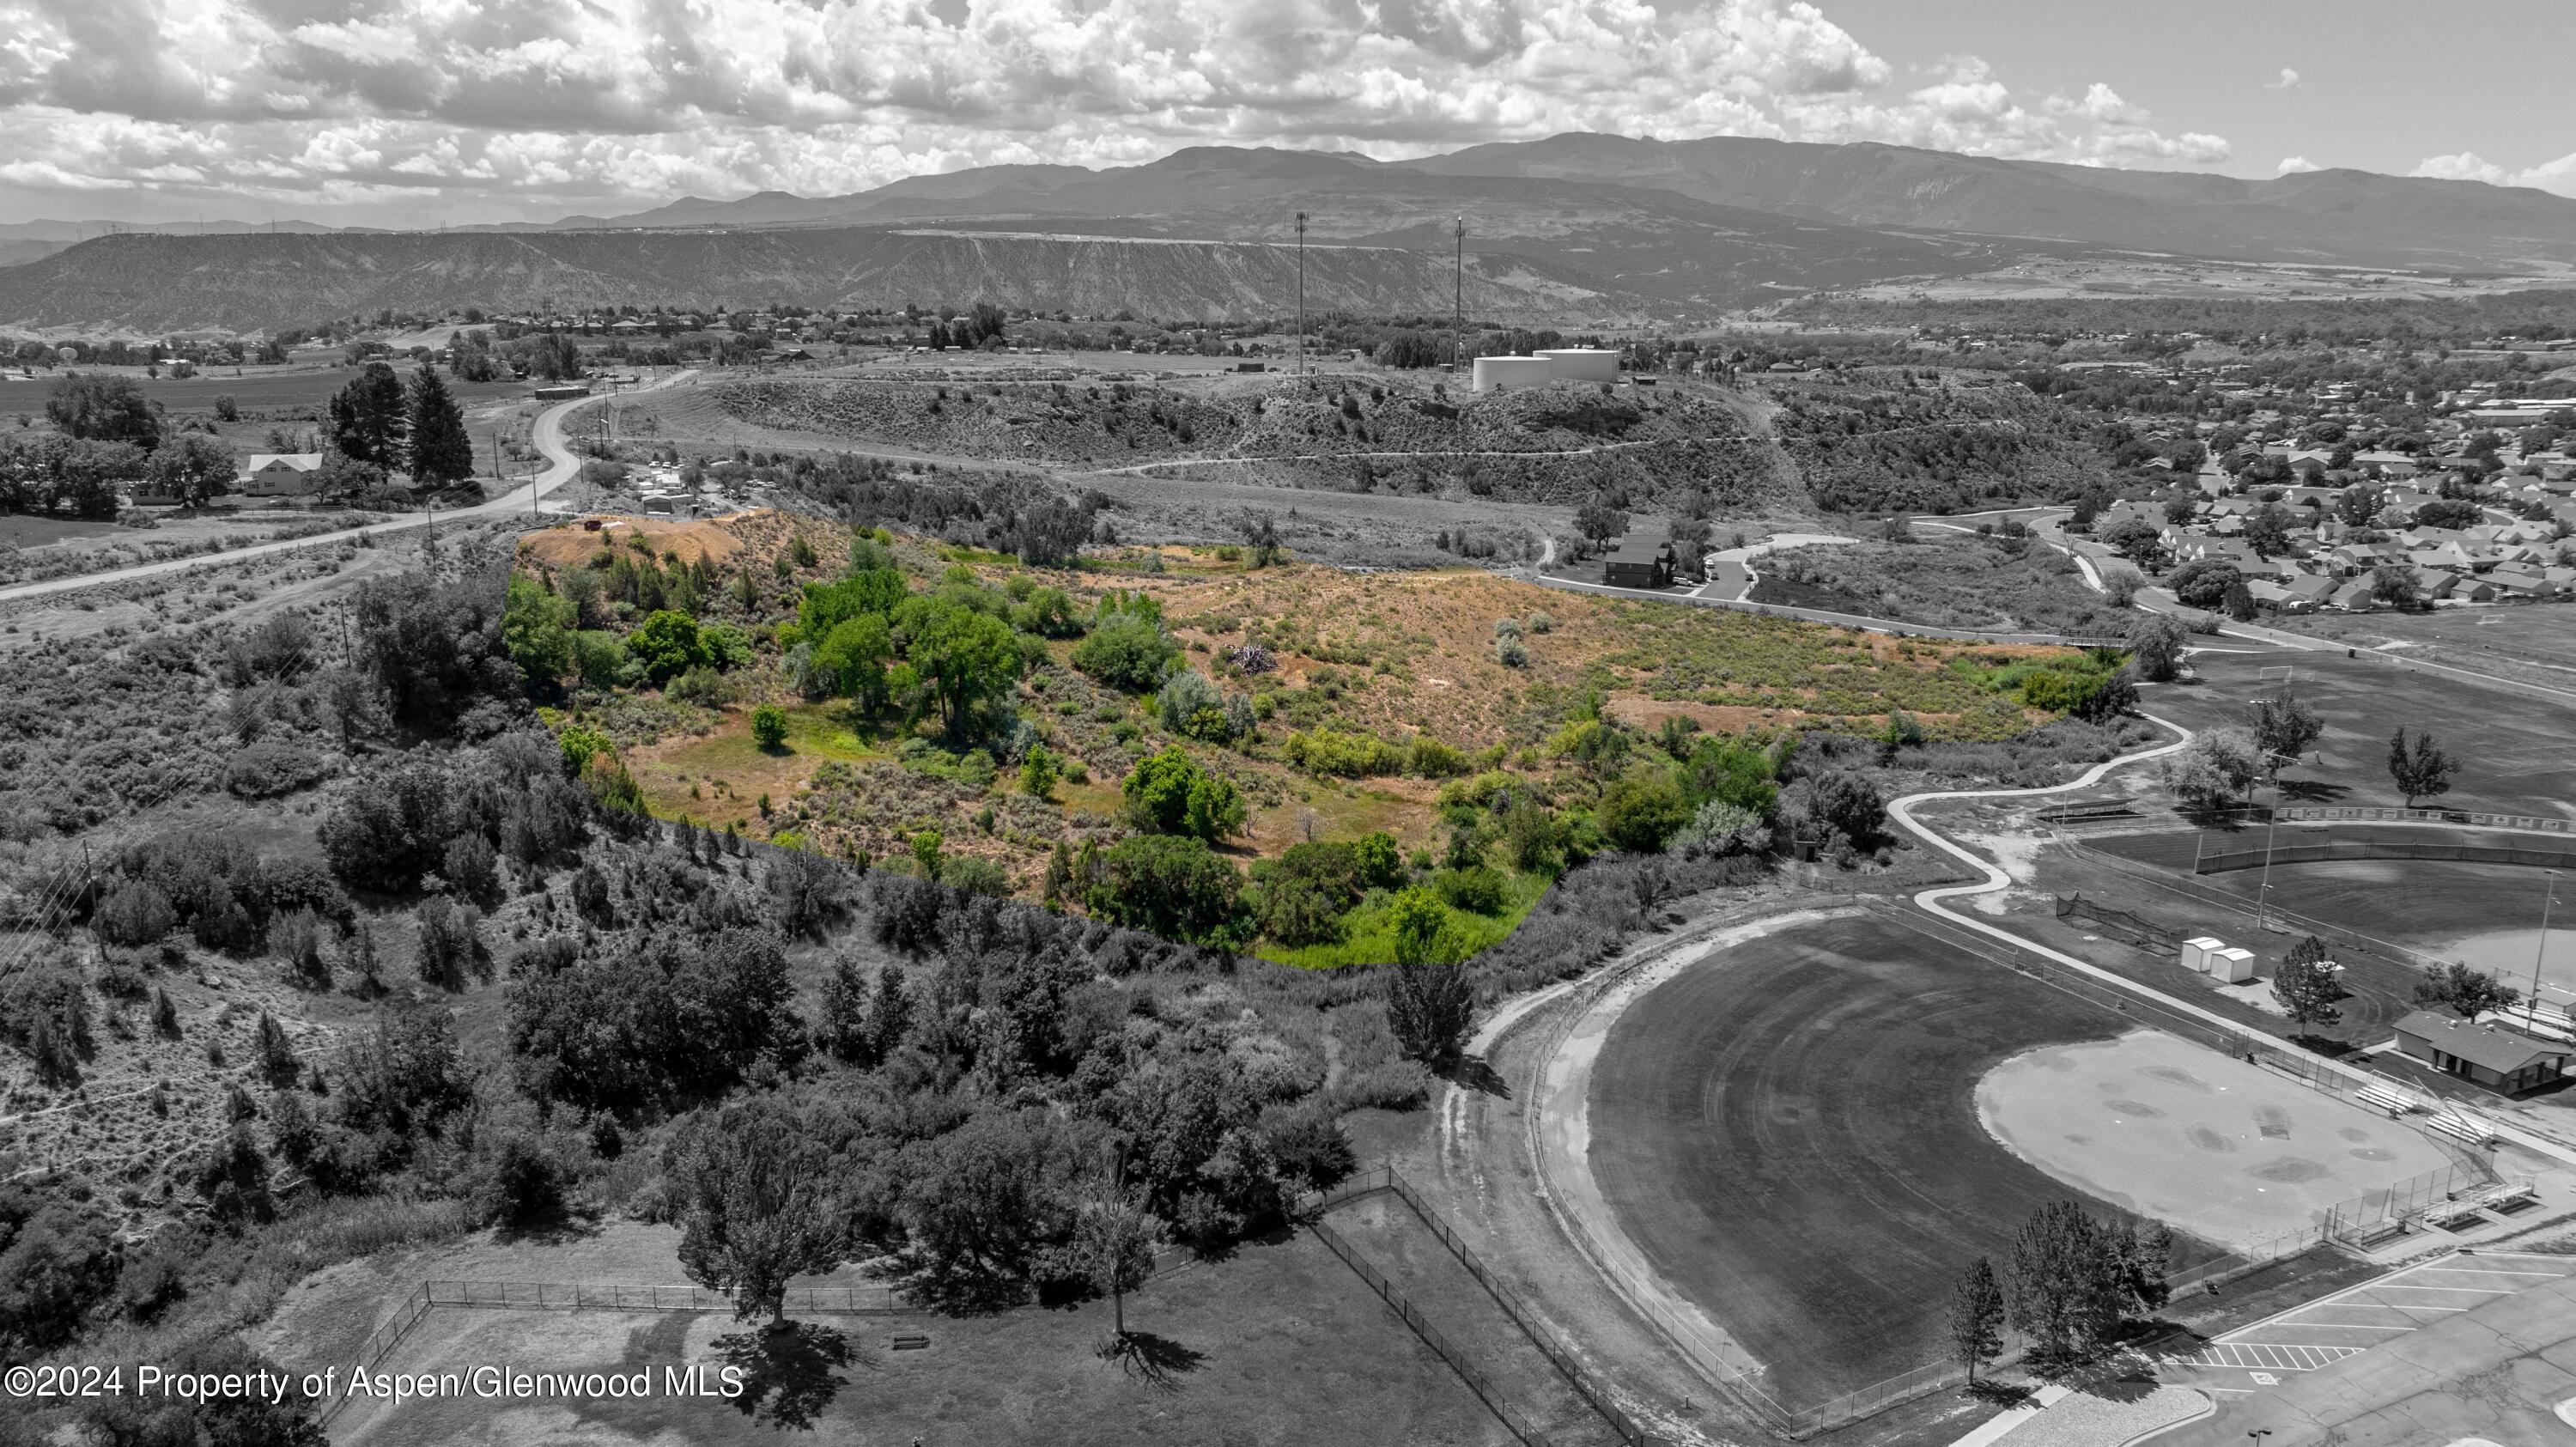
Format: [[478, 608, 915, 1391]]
[[4, 134, 2573, 333]]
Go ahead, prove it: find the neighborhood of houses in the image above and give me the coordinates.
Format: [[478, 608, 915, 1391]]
[[2091, 435, 2576, 612]]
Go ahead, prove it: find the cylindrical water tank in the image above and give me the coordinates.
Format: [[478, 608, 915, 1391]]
[[1472, 356, 1552, 392], [1537, 348, 1619, 383]]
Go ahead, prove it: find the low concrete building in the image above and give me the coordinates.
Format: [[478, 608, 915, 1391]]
[[2392, 1010, 2571, 1094]]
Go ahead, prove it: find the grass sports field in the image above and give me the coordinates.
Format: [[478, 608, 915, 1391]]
[[285, 1229, 1509, 1447], [1584, 911, 2210, 1407], [1978, 1031, 2451, 1247], [2145, 648, 2576, 819]]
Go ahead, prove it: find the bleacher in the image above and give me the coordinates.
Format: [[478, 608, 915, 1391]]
[[2426, 1112, 2497, 1146], [2355, 1083, 2421, 1117]]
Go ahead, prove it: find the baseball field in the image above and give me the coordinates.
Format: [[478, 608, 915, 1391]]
[[1583, 911, 2217, 1407]]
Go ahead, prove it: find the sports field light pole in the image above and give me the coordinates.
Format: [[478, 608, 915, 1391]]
[[1452, 216, 1465, 375], [2532, 869, 2562, 1019], [2254, 805, 2281, 931], [1294, 210, 1308, 376]]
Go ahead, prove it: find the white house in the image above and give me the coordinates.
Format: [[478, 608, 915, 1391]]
[[238, 453, 325, 497]]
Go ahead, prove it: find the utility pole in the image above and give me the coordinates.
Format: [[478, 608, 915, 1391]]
[[1453, 216, 1465, 376], [1295, 211, 1308, 377]]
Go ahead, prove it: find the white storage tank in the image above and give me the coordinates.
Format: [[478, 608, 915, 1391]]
[[1472, 356, 1552, 392], [1537, 348, 1620, 383], [2210, 946, 2257, 984], [2181, 936, 2224, 973]]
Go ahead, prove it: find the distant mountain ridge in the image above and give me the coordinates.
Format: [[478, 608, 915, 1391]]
[[0, 227, 1625, 333], [6, 132, 2574, 331]]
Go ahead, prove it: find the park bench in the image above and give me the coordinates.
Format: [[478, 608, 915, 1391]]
[[2426, 1203, 2489, 1232]]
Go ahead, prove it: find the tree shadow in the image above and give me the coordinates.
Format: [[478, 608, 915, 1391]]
[[711, 1320, 863, 1431], [1445, 1054, 1511, 1098], [1963, 1379, 2032, 1407], [1096, 1330, 1207, 1393], [2275, 779, 2349, 803]]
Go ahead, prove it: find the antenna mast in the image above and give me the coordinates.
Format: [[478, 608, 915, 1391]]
[[1295, 211, 1308, 376]]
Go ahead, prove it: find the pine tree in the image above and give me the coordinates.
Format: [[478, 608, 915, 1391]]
[[327, 362, 409, 470], [2272, 935, 2350, 1031], [406, 363, 476, 487], [256, 1011, 298, 1085], [150, 986, 180, 1039], [867, 963, 912, 1062], [817, 958, 871, 1064], [1947, 1256, 2005, 1383]]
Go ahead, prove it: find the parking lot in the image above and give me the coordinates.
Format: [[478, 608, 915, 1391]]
[[2156, 1251, 2576, 1396]]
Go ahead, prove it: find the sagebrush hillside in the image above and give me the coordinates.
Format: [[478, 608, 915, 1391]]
[[510, 506, 2126, 962]]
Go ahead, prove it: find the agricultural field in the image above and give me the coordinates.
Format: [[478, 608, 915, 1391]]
[[1749, 529, 2130, 637], [512, 506, 2128, 958]]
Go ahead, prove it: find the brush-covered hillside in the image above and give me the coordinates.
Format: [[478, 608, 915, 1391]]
[[707, 370, 1793, 511], [509, 507, 2130, 964]]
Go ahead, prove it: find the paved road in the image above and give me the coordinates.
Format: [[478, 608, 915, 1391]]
[[0, 373, 692, 605], [1694, 532, 1858, 602]]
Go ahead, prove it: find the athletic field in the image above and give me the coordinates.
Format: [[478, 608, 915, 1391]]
[[1584, 912, 2202, 1406], [2145, 648, 2576, 819], [1978, 1031, 2451, 1248]]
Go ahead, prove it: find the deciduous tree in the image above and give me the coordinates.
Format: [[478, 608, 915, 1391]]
[[668, 1097, 845, 1323]]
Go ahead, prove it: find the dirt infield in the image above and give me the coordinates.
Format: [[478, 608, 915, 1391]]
[[1977, 1031, 2452, 1248], [1583, 910, 2199, 1406], [2144, 650, 2576, 819]]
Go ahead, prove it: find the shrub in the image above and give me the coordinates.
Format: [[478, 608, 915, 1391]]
[[1523, 610, 1553, 634], [1282, 728, 1406, 778], [750, 703, 789, 749], [1121, 746, 1246, 842], [1157, 669, 1245, 742], [1493, 636, 1530, 668], [1406, 735, 1468, 778], [93, 879, 176, 947], [1597, 763, 1689, 853], [222, 740, 331, 799], [1433, 865, 1511, 915], [1084, 835, 1244, 945], [1072, 616, 1178, 692]]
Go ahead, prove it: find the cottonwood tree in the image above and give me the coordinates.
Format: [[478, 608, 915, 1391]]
[[2168, 727, 2261, 813], [2413, 961, 2520, 1018], [1947, 1256, 2005, 1385], [2126, 614, 2188, 683], [2247, 690, 2324, 787], [2387, 727, 2454, 807], [1384, 890, 1473, 1067], [669, 1097, 846, 1324], [2271, 936, 2349, 1031], [145, 435, 236, 508]]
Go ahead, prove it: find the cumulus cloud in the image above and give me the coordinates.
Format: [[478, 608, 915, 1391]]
[[2276, 156, 2319, 174], [2265, 68, 2300, 90], [2413, 149, 2576, 197], [0, 0, 2242, 221]]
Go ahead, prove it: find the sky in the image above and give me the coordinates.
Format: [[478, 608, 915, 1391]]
[[0, 0, 2569, 228]]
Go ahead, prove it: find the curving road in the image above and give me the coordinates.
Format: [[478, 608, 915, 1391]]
[[1883, 716, 2576, 1168], [0, 372, 690, 605]]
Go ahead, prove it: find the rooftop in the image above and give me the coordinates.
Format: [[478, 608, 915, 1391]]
[[2393, 1010, 2570, 1075]]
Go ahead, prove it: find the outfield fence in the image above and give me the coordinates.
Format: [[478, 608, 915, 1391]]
[[1309, 1169, 1669, 1447], [2195, 839, 2576, 874], [2059, 838, 2446, 975], [2275, 806, 2576, 835]]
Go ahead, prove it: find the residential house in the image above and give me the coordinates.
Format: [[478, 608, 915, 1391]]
[[238, 453, 325, 498], [2328, 581, 2379, 611]]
